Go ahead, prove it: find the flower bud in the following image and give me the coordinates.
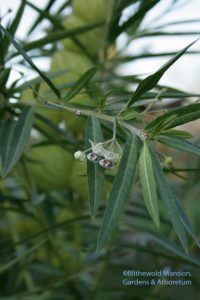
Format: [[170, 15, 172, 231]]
[[74, 151, 86, 161], [99, 159, 113, 169], [87, 152, 98, 162], [164, 156, 174, 168]]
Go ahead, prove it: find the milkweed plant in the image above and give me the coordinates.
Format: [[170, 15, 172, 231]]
[[0, 0, 200, 298]]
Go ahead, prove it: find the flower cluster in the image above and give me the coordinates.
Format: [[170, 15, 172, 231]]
[[74, 139, 121, 170]]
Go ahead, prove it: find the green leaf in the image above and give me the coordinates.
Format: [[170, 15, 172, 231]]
[[0, 237, 48, 274], [85, 116, 105, 218], [117, 51, 200, 61], [0, 68, 11, 88], [139, 31, 200, 38], [138, 30, 199, 38], [145, 103, 200, 131], [98, 133, 140, 250], [27, 0, 62, 35], [15, 68, 70, 92], [125, 222, 200, 266], [65, 67, 98, 101], [150, 114, 178, 137], [20, 21, 104, 53], [158, 129, 193, 139], [149, 146, 188, 253], [139, 140, 160, 227], [175, 199, 200, 248], [146, 232, 200, 266], [3, 0, 26, 54], [117, 108, 139, 121], [118, 239, 198, 265], [0, 106, 34, 177], [113, 0, 159, 40], [0, 29, 4, 66], [127, 39, 199, 107], [0, 24, 61, 99], [157, 136, 200, 156]]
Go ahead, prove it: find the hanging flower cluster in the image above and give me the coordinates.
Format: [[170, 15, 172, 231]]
[[74, 139, 121, 170]]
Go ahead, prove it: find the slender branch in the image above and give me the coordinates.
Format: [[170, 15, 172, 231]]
[[45, 100, 141, 136]]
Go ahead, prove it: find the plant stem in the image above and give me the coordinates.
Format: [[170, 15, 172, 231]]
[[45, 100, 141, 136]]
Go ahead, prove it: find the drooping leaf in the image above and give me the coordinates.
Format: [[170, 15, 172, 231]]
[[85, 116, 105, 218], [149, 146, 188, 253], [0, 24, 61, 99], [127, 39, 199, 107], [118, 239, 198, 265], [139, 140, 160, 227], [0, 106, 34, 177], [175, 199, 200, 248], [98, 133, 140, 250], [157, 136, 200, 156], [65, 67, 98, 101], [147, 232, 199, 266], [146, 103, 200, 131], [125, 222, 200, 266]]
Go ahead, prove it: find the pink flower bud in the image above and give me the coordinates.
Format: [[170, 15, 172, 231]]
[[99, 159, 113, 169], [87, 152, 98, 162]]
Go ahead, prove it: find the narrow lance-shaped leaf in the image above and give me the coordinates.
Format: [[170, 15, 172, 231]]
[[0, 29, 4, 66], [0, 68, 11, 88], [113, 0, 159, 41], [27, 0, 61, 35], [0, 24, 61, 99], [146, 103, 200, 132], [98, 133, 140, 250], [157, 136, 200, 156], [15, 68, 70, 92], [85, 116, 105, 218], [150, 114, 178, 137], [175, 199, 200, 248], [146, 231, 200, 267], [157, 129, 193, 140], [139, 140, 160, 228], [127, 38, 199, 107], [0, 120, 16, 175], [0, 237, 48, 274], [20, 21, 104, 53], [149, 146, 188, 253], [126, 222, 200, 266], [3, 0, 26, 54], [65, 67, 98, 101], [0, 106, 34, 177]]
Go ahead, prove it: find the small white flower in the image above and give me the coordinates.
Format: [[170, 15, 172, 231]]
[[89, 140, 105, 156], [74, 151, 86, 162], [76, 110, 81, 116]]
